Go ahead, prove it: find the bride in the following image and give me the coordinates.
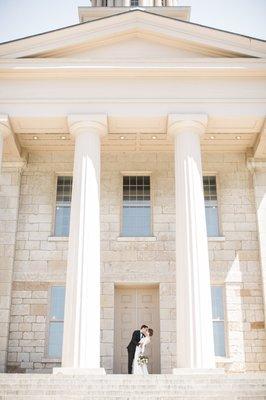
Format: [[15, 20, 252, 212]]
[[132, 328, 153, 375]]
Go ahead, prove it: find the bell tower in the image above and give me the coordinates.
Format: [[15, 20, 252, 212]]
[[79, 0, 190, 22], [91, 0, 179, 5]]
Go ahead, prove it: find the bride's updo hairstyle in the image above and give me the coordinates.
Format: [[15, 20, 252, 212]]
[[148, 328, 153, 337]]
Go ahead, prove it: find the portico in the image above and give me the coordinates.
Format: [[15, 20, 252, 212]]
[[0, 5, 266, 375], [47, 113, 215, 374]]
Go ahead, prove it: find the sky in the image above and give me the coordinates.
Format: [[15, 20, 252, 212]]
[[0, 0, 265, 44]]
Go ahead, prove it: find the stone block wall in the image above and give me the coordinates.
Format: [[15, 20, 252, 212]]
[[0, 164, 22, 372], [1, 150, 265, 373], [202, 153, 265, 372], [5, 152, 71, 373]]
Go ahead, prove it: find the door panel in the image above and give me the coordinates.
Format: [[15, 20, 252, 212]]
[[114, 286, 160, 374]]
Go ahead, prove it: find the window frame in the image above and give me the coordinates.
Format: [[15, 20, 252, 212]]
[[211, 284, 228, 358], [44, 285, 65, 361], [203, 172, 222, 237], [52, 173, 73, 238], [120, 171, 154, 238], [130, 0, 139, 6]]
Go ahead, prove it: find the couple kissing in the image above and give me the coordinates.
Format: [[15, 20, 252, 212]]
[[127, 325, 154, 375]]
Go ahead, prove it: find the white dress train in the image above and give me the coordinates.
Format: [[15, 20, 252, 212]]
[[132, 336, 150, 375]]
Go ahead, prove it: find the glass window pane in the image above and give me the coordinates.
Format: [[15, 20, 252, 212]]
[[144, 176, 150, 185], [213, 321, 226, 357], [129, 176, 136, 185], [122, 206, 151, 236], [48, 322, 64, 358], [136, 176, 143, 185], [123, 176, 129, 185], [211, 286, 224, 320], [55, 206, 71, 236], [122, 176, 151, 237], [203, 176, 217, 201], [50, 287, 65, 320], [56, 176, 72, 203], [205, 205, 219, 236], [55, 176, 72, 236]]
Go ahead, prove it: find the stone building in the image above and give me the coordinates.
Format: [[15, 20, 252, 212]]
[[0, 0, 266, 376]]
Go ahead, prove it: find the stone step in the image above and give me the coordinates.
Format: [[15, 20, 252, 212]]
[[1, 384, 265, 390], [0, 373, 266, 381], [1, 396, 266, 400], [1, 377, 266, 383], [0, 373, 265, 400], [1, 388, 266, 398], [0, 381, 266, 388]]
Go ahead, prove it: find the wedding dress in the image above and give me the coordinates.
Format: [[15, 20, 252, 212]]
[[132, 336, 150, 375]]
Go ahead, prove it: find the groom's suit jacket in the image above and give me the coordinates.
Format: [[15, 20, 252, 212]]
[[127, 330, 141, 354]]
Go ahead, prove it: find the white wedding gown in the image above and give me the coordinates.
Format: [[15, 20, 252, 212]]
[[132, 336, 150, 375]]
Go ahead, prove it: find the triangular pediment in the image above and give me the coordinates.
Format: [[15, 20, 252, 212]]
[[43, 34, 237, 60], [0, 10, 265, 60]]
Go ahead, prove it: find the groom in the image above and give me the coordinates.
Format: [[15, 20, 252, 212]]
[[127, 325, 148, 374]]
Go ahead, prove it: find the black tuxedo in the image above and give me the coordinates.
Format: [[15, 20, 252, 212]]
[[127, 330, 142, 374]]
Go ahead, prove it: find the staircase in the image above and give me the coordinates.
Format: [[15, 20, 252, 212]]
[[0, 373, 266, 400]]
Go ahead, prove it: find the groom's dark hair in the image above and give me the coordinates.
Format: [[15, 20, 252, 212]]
[[140, 325, 148, 329]]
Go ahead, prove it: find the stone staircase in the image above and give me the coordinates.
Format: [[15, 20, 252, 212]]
[[0, 373, 266, 400]]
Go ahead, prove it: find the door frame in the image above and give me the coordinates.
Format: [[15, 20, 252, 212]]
[[113, 283, 160, 374]]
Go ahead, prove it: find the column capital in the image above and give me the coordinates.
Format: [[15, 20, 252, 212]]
[[247, 157, 266, 173], [0, 115, 12, 138], [68, 114, 108, 137], [167, 114, 208, 137]]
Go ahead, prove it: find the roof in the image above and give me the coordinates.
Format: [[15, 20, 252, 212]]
[[0, 9, 265, 60], [0, 8, 265, 47]]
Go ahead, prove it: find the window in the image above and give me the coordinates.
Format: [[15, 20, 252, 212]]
[[211, 286, 226, 357], [203, 176, 219, 236], [130, 0, 139, 6], [54, 176, 72, 236], [48, 286, 65, 358], [122, 175, 151, 237]]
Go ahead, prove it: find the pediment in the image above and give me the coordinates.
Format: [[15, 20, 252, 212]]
[[46, 34, 235, 60], [0, 10, 265, 60]]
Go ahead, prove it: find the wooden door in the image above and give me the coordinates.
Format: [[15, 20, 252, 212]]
[[114, 286, 160, 374]]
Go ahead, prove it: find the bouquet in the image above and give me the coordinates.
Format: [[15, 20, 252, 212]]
[[137, 355, 149, 366]]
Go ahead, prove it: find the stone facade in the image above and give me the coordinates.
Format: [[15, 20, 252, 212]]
[[0, 165, 22, 372], [0, 150, 265, 373]]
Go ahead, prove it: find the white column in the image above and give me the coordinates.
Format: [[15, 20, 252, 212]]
[[248, 160, 266, 326], [56, 114, 107, 375], [0, 115, 11, 173], [168, 114, 216, 371]]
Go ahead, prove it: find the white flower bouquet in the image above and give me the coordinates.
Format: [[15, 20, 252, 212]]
[[137, 355, 149, 366]]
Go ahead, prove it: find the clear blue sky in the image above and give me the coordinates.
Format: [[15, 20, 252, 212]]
[[0, 0, 265, 43]]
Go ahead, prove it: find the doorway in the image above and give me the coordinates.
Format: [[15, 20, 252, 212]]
[[114, 285, 160, 374]]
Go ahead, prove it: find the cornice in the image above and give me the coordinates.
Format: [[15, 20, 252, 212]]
[[0, 11, 265, 59], [0, 59, 266, 78]]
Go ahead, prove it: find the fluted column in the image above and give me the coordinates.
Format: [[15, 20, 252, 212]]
[[56, 114, 107, 374], [168, 114, 216, 371]]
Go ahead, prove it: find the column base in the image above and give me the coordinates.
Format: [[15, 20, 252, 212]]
[[53, 367, 106, 375], [173, 368, 224, 375]]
